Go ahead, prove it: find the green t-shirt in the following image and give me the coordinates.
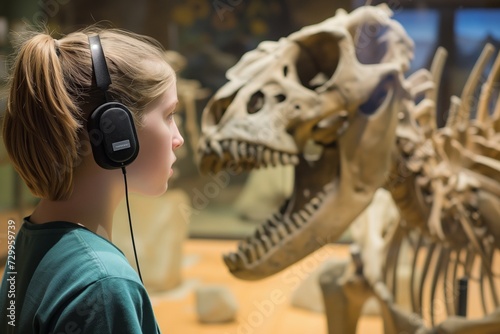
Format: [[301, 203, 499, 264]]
[[0, 218, 160, 333]]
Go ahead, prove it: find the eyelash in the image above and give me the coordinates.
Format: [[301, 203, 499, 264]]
[[166, 112, 176, 122]]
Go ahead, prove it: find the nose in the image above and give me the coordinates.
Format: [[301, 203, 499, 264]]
[[173, 126, 184, 150]]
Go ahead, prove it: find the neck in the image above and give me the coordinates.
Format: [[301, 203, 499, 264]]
[[29, 161, 124, 241]]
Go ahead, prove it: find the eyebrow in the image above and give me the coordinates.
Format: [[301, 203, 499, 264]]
[[165, 100, 179, 113]]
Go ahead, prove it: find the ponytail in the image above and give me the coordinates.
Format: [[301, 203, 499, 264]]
[[2, 33, 81, 200], [2, 27, 175, 201]]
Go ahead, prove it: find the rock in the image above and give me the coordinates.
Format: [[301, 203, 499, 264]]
[[195, 284, 238, 323]]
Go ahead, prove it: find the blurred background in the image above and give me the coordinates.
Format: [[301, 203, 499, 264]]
[[0, 0, 499, 240]]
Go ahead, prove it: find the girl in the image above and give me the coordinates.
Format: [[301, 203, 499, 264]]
[[1, 26, 183, 333]]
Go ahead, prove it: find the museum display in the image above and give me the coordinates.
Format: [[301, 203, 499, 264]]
[[198, 4, 500, 333]]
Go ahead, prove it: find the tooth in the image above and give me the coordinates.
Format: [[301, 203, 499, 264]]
[[198, 140, 208, 154], [238, 242, 246, 253], [223, 253, 237, 271], [244, 245, 257, 263], [256, 225, 268, 238], [260, 235, 273, 250], [239, 142, 247, 159], [253, 240, 265, 259], [248, 145, 256, 160], [277, 224, 288, 238], [281, 153, 290, 165], [291, 213, 304, 227], [210, 140, 223, 158], [264, 149, 272, 166], [299, 209, 311, 221], [230, 140, 240, 161], [283, 216, 296, 232], [317, 192, 326, 201], [291, 155, 299, 165], [310, 197, 322, 208], [221, 139, 230, 149], [256, 145, 264, 164], [270, 229, 281, 244], [305, 203, 316, 214], [272, 151, 280, 166], [235, 251, 248, 266]]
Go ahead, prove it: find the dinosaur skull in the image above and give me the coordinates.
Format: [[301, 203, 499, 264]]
[[198, 5, 414, 280]]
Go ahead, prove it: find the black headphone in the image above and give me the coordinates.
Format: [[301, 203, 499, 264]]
[[87, 35, 139, 170]]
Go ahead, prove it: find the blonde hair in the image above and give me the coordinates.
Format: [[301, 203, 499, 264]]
[[2, 27, 175, 200]]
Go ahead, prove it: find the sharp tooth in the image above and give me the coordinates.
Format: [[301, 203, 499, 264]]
[[223, 253, 237, 271], [281, 153, 290, 165], [283, 216, 296, 232], [317, 192, 326, 201], [210, 140, 223, 158], [239, 142, 247, 159], [222, 139, 230, 149], [230, 140, 240, 161], [235, 251, 247, 266], [299, 209, 311, 221], [305, 203, 316, 214], [291, 213, 304, 227], [252, 240, 265, 259], [248, 145, 256, 160], [272, 151, 280, 166], [264, 149, 272, 166], [276, 224, 288, 238], [256, 145, 264, 164], [310, 197, 322, 208], [244, 245, 257, 263], [291, 155, 299, 165], [260, 235, 273, 250], [270, 229, 281, 244], [198, 140, 208, 154]]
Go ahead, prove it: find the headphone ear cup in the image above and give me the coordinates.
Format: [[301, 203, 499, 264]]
[[87, 102, 139, 169]]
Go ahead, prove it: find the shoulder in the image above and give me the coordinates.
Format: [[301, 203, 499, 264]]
[[50, 276, 159, 333], [45, 227, 141, 283]]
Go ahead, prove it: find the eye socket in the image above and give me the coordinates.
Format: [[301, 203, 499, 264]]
[[275, 94, 286, 103], [247, 91, 265, 114]]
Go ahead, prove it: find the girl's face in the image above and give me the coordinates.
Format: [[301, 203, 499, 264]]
[[128, 84, 184, 196]]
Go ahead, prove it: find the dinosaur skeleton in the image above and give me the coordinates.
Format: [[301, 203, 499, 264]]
[[197, 4, 500, 333]]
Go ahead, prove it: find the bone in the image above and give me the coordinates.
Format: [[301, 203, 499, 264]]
[[272, 151, 281, 166], [290, 155, 299, 165], [291, 212, 305, 227], [260, 235, 274, 250], [305, 203, 317, 214], [458, 44, 495, 126], [239, 142, 247, 159], [299, 210, 311, 222], [230, 140, 240, 161], [281, 153, 291, 165], [269, 229, 281, 244], [263, 149, 272, 166], [210, 140, 223, 158]]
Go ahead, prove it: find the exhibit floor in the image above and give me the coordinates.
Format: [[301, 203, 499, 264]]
[[150, 239, 383, 334]]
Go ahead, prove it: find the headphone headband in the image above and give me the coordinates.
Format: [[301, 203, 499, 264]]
[[88, 35, 112, 101]]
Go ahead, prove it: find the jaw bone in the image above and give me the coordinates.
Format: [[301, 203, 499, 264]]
[[198, 4, 414, 280]]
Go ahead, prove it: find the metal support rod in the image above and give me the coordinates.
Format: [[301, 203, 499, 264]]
[[457, 276, 468, 317]]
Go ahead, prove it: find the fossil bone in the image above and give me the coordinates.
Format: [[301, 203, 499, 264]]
[[198, 4, 500, 334]]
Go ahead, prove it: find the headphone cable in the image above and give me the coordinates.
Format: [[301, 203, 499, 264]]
[[121, 167, 144, 283]]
